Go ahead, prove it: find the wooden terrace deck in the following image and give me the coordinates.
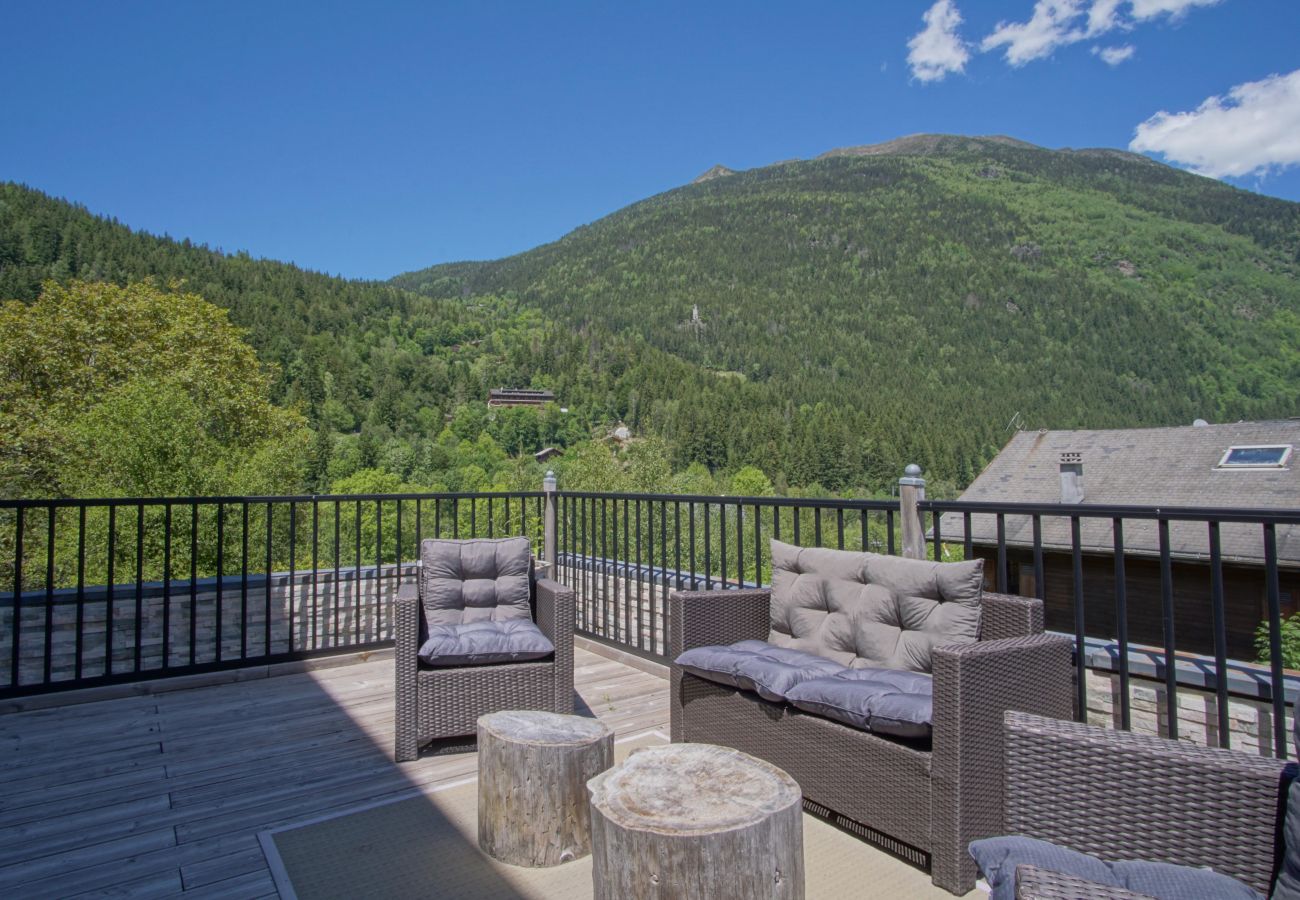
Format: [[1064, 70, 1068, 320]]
[[0, 645, 668, 898]]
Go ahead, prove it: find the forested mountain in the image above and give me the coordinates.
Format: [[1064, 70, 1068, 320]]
[[395, 134, 1300, 487], [4, 133, 1300, 500], [0, 183, 817, 497]]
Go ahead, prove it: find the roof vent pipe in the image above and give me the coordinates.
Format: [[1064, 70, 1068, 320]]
[[1059, 452, 1084, 504]]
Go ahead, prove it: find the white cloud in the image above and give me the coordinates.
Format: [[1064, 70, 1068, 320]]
[[978, 0, 1221, 67], [1093, 44, 1136, 65], [980, 1, 1088, 67], [907, 0, 971, 83], [1085, 0, 1126, 36], [1129, 0, 1221, 21], [1130, 69, 1300, 178]]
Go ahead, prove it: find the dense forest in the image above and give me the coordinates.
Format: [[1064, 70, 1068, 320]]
[[398, 135, 1300, 485], [4, 134, 1300, 504]]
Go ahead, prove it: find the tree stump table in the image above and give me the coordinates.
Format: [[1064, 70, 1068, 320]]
[[588, 742, 804, 899], [477, 710, 614, 867]]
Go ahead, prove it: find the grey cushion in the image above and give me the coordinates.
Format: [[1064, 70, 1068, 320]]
[[419, 537, 532, 625], [783, 667, 933, 739], [675, 639, 845, 702], [1274, 715, 1300, 899], [418, 619, 554, 667], [768, 540, 982, 673], [969, 836, 1262, 900]]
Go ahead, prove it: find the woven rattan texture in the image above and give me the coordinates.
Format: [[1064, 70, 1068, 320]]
[[978, 593, 1044, 641], [1013, 865, 1157, 900], [395, 576, 575, 761], [930, 633, 1074, 891], [1004, 710, 1289, 895], [677, 674, 934, 850], [668, 586, 1072, 896], [668, 589, 770, 655]]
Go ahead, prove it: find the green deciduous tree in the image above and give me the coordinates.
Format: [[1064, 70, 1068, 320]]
[[0, 279, 310, 498]]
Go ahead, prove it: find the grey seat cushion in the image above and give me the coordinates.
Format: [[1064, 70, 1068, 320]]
[[968, 836, 1262, 900], [783, 667, 933, 739], [420, 537, 532, 625], [418, 619, 555, 667], [768, 539, 982, 673], [1274, 715, 1300, 899], [675, 639, 845, 702]]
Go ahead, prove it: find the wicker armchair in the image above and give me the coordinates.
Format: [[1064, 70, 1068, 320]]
[[998, 710, 1293, 899], [669, 587, 1073, 895], [394, 573, 574, 762]]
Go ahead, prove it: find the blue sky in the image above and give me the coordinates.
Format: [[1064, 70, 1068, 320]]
[[3, 1, 1298, 280]]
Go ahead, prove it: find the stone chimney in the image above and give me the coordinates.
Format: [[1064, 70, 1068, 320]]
[[1059, 452, 1084, 504]]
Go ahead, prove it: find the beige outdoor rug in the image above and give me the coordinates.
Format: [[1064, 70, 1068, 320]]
[[261, 729, 972, 899]]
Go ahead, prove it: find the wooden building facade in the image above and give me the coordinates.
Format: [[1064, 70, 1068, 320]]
[[941, 421, 1300, 663]]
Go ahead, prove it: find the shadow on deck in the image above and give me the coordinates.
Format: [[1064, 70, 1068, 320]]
[[0, 644, 964, 898]]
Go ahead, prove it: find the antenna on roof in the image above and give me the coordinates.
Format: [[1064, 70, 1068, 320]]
[[1004, 411, 1022, 433]]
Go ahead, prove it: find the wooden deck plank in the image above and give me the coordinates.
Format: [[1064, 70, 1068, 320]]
[[65, 866, 184, 899], [0, 645, 670, 896]]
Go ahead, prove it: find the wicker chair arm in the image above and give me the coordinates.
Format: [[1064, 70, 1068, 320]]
[[980, 592, 1045, 640], [534, 577, 573, 643], [667, 589, 770, 658], [1004, 710, 1290, 895], [929, 634, 1074, 891], [1014, 865, 1156, 900], [395, 583, 420, 660], [393, 583, 420, 760], [536, 577, 576, 714]]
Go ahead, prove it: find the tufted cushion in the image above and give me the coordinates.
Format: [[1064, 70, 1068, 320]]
[[768, 540, 982, 673], [969, 836, 1262, 900], [784, 667, 933, 739], [418, 619, 554, 667], [674, 639, 846, 702], [419, 537, 533, 626]]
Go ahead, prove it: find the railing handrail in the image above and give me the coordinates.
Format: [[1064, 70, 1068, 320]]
[[924, 498, 1300, 524], [557, 490, 1300, 522], [555, 489, 897, 509], [4, 489, 1298, 524], [0, 490, 545, 509]]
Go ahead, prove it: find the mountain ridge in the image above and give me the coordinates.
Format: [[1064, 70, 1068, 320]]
[[5, 130, 1300, 492], [393, 133, 1300, 484]]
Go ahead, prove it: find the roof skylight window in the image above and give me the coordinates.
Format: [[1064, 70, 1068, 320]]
[[1217, 445, 1292, 468]]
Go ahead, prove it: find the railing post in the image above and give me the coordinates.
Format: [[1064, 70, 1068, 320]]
[[899, 464, 926, 560], [543, 470, 558, 568]]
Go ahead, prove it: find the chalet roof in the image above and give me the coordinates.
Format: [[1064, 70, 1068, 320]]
[[937, 421, 1300, 567], [489, 388, 555, 399]]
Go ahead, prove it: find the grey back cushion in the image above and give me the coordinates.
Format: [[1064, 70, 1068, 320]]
[[768, 539, 982, 673], [419, 537, 533, 626]]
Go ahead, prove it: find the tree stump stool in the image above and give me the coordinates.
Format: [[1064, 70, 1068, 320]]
[[588, 742, 804, 899], [477, 710, 614, 867]]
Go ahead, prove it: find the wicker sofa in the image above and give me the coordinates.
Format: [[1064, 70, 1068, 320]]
[[669, 574, 1073, 896], [982, 710, 1295, 899], [394, 538, 574, 762]]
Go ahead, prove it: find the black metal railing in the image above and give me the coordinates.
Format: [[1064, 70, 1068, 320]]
[[556, 490, 1300, 758], [556, 492, 901, 661], [0, 492, 544, 698], [5, 483, 1299, 758]]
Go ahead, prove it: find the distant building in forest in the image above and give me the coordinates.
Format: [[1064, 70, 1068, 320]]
[[534, 447, 563, 463], [488, 388, 555, 407]]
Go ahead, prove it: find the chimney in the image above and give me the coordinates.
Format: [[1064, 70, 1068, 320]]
[[1059, 452, 1084, 504]]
